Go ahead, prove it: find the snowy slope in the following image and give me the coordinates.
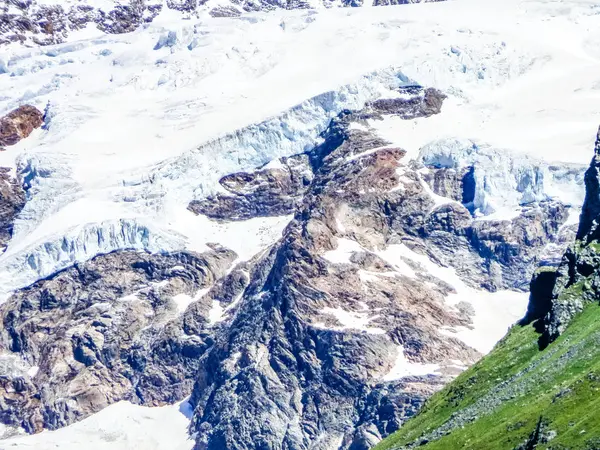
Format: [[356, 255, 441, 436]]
[[0, 400, 195, 450]]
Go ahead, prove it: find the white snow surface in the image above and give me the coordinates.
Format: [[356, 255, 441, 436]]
[[0, 352, 37, 379], [317, 306, 387, 335], [0, 0, 598, 299], [207, 299, 226, 325], [322, 237, 365, 264], [0, 400, 195, 450], [382, 345, 440, 381]]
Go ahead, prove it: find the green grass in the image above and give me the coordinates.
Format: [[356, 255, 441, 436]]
[[374, 301, 600, 450], [586, 241, 600, 253]]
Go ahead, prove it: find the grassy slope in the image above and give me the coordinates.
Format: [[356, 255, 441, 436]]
[[374, 296, 600, 450]]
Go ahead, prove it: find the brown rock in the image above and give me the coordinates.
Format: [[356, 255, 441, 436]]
[[0, 105, 44, 148], [369, 87, 447, 119], [0, 167, 26, 250]]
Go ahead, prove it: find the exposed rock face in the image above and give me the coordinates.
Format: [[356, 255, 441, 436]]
[[0, 105, 44, 149], [372, 0, 444, 5], [0, 105, 43, 255], [0, 246, 237, 432], [465, 201, 569, 290], [369, 87, 446, 119], [0, 167, 26, 251], [576, 127, 600, 241], [533, 127, 600, 346], [0, 85, 581, 449], [0, 1, 163, 46], [209, 5, 242, 17], [188, 116, 477, 450], [188, 154, 313, 221], [521, 267, 558, 326], [421, 166, 475, 204]]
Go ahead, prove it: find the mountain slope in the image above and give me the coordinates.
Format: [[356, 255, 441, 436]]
[[0, 0, 599, 449], [375, 128, 600, 450]]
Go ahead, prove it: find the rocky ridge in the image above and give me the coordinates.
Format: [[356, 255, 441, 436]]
[[0, 86, 586, 449], [529, 127, 600, 346], [184, 87, 580, 450], [1, 0, 442, 47]]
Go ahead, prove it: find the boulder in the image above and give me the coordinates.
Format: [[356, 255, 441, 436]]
[[0, 105, 44, 148]]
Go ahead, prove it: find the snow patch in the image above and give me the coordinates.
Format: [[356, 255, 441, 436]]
[[172, 286, 211, 314], [322, 238, 364, 264], [1, 400, 194, 450], [382, 345, 440, 381], [379, 243, 528, 354], [0, 352, 37, 379], [316, 306, 386, 335], [439, 289, 528, 354], [171, 293, 195, 314], [207, 300, 225, 325]]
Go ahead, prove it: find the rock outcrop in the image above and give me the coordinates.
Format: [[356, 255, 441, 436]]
[[188, 153, 313, 221], [532, 127, 600, 346], [0, 1, 163, 46], [369, 87, 446, 119], [0, 167, 26, 251], [187, 100, 477, 450], [576, 126, 600, 241], [182, 86, 578, 449], [0, 246, 237, 432], [0, 106, 43, 253], [0, 105, 44, 149], [209, 5, 243, 17]]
